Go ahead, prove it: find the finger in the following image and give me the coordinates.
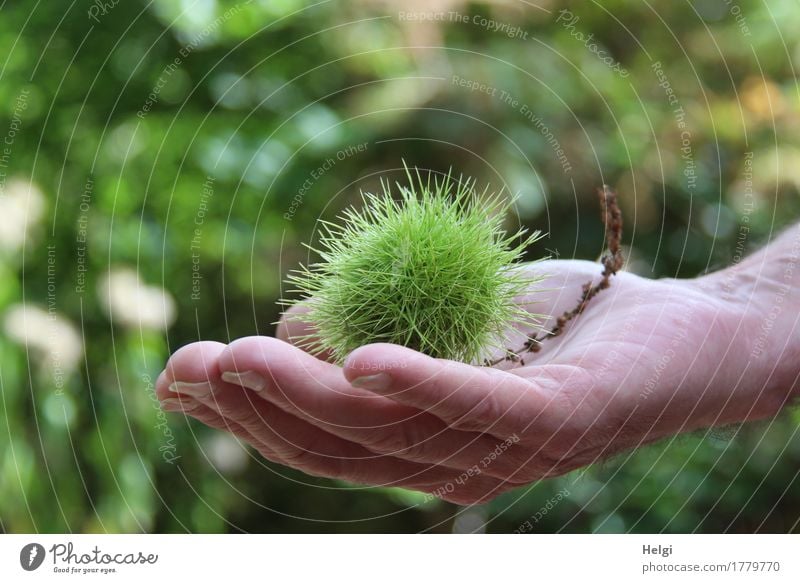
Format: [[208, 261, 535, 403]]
[[159, 343, 296, 463], [160, 368, 290, 464], [276, 302, 335, 362], [158, 341, 228, 398], [216, 336, 527, 479], [161, 399, 406, 484], [191, 381, 514, 497], [166, 395, 516, 504], [343, 343, 573, 439], [162, 340, 510, 495], [162, 400, 283, 462], [159, 399, 494, 498]]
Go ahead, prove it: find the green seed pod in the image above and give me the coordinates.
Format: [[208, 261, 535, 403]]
[[282, 166, 545, 364]]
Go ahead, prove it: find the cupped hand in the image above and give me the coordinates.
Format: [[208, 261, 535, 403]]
[[156, 259, 774, 505]]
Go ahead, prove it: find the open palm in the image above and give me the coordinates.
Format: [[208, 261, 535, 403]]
[[156, 259, 766, 504]]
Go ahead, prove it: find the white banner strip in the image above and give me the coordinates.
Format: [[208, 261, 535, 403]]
[[1, 534, 797, 582]]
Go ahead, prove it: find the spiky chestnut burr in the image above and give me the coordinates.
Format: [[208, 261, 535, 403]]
[[282, 166, 545, 365]]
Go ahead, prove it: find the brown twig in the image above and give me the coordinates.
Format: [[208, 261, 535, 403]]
[[484, 185, 624, 367]]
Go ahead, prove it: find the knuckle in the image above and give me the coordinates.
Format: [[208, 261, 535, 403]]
[[447, 415, 486, 433], [445, 375, 516, 433], [221, 401, 263, 427], [479, 441, 569, 483], [279, 444, 327, 476], [248, 443, 283, 465], [482, 447, 539, 482], [447, 401, 499, 432], [360, 430, 405, 455], [280, 446, 312, 466], [276, 436, 343, 480], [361, 424, 435, 463]]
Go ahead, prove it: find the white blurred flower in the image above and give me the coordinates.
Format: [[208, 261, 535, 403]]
[[3, 303, 83, 377], [452, 507, 488, 534], [205, 433, 248, 474], [99, 268, 176, 330], [0, 178, 45, 252]]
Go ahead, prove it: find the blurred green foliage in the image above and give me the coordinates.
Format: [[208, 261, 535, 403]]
[[0, 0, 798, 533]]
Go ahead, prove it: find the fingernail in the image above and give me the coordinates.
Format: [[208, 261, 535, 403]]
[[168, 381, 213, 397], [160, 398, 200, 412], [221, 370, 266, 391], [351, 373, 392, 391]]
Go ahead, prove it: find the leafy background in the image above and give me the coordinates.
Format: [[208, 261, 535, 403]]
[[1, 0, 798, 533]]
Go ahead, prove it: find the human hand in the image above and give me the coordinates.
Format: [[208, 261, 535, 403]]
[[157, 247, 799, 505]]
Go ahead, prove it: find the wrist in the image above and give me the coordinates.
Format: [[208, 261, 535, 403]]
[[696, 226, 800, 422]]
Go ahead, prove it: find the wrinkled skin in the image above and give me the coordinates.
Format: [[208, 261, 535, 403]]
[[156, 257, 797, 505]]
